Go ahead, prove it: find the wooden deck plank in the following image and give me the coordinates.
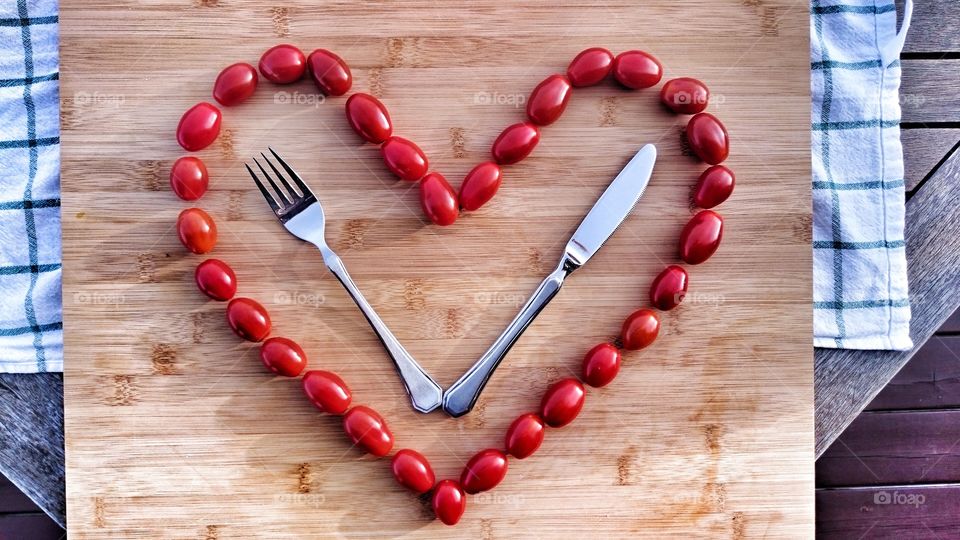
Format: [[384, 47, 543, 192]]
[[902, 0, 960, 54], [817, 410, 960, 487], [815, 145, 960, 457], [0, 374, 65, 526], [901, 60, 960, 124], [817, 484, 960, 539], [865, 336, 960, 411], [902, 129, 960, 192]]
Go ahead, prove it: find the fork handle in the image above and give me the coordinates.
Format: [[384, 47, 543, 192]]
[[322, 250, 444, 413], [442, 255, 574, 417]]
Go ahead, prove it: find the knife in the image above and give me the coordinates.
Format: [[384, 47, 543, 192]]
[[442, 144, 658, 417]]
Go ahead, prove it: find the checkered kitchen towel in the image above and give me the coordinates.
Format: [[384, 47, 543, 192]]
[[0, 0, 62, 373], [811, 0, 914, 350]]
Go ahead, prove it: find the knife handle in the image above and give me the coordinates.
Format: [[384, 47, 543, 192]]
[[322, 248, 444, 414], [442, 255, 577, 417]]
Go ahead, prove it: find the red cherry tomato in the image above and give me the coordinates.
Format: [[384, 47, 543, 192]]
[[621, 309, 660, 350], [504, 413, 545, 459], [660, 77, 710, 115], [194, 258, 236, 301], [693, 165, 735, 209], [460, 448, 508, 494], [307, 49, 352, 96], [540, 378, 585, 428], [176, 102, 221, 152], [612, 50, 663, 90], [258, 44, 307, 84], [566, 47, 614, 87], [302, 370, 352, 415], [259, 337, 307, 377], [170, 156, 209, 201], [526, 74, 572, 126], [680, 210, 724, 265], [391, 449, 436, 494], [345, 93, 392, 143], [177, 207, 217, 254], [650, 265, 688, 311], [687, 113, 730, 165], [342, 405, 393, 457], [226, 297, 271, 342], [491, 122, 540, 165], [381, 136, 429, 181], [432, 480, 466, 526], [213, 63, 258, 106], [459, 162, 502, 212], [419, 172, 458, 226], [581, 343, 622, 388]]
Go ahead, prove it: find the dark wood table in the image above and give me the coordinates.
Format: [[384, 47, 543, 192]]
[[1, 1, 958, 527]]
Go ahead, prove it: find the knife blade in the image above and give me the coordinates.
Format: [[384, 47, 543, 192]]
[[442, 144, 657, 417]]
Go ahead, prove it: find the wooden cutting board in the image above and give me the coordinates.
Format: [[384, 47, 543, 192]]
[[60, 1, 813, 537]]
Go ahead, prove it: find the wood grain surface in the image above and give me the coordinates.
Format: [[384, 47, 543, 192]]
[[60, 1, 813, 537]]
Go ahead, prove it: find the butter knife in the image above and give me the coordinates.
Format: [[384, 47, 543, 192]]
[[442, 144, 658, 417]]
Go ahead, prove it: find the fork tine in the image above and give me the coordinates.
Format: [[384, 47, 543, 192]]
[[253, 157, 291, 207], [261, 152, 300, 201], [246, 163, 282, 215], [268, 147, 313, 197]]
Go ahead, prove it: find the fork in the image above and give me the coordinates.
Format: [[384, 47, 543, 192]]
[[246, 148, 444, 413]]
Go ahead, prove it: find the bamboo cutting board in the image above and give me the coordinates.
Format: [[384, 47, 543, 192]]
[[60, 1, 813, 537]]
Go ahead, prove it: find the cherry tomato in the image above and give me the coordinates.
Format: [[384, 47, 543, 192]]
[[170, 156, 209, 201], [226, 297, 271, 342], [650, 265, 688, 311], [258, 44, 307, 84], [194, 258, 236, 301], [693, 165, 735, 209], [302, 370, 352, 415], [391, 449, 435, 494], [259, 337, 307, 377], [660, 77, 710, 115], [381, 136, 429, 181], [581, 343, 621, 388], [680, 210, 724, 265], [419, 172, 458, 226], [460, 449, 508, 494], [459, 162, 502, 211], [621, 309, 660, 350], [342, 405, 393, 457], [504, 413, 545, 459], [345, 93, 392, 143], [540, 378, 585, 428], [432, 480, 466, 526], [526, 74, 572, 126], [612, 50, 663, 89], [307, 49, 352, 96], [687, 113, 729, 165], [566, 47, 614, 87], [491, 122, 540, 165], [176, 102, 221, 152], [177, 207, 217, 254], [213, 63, 258, 106]]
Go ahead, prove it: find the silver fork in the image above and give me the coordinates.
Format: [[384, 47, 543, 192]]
[[246, 148, 443, 413]]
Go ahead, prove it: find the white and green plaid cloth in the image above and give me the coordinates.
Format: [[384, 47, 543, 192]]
[[0, 1, 917, 373], [811, 0, 914, 350], [0, 0, 62, 373]]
